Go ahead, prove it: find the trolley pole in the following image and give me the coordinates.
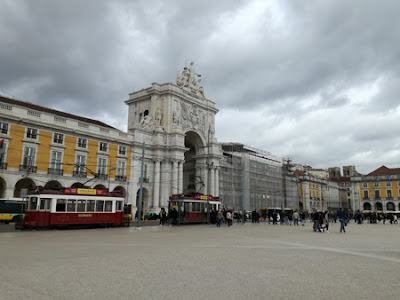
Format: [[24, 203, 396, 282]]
[[137, 142, 145, 228]]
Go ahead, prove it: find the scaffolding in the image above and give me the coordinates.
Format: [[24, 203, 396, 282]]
[[219, 143, 294, 211]]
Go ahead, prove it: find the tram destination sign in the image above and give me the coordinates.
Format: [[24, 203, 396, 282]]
[[64, 188, 108, 196]]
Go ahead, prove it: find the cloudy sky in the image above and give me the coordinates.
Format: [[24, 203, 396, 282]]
[[1, 0, 400, 174]]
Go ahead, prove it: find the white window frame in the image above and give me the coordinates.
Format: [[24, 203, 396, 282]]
[[53, 133, 64, 144], [117, 160, 126, 176], [77, 138, 87, 148], [99, 142, 108, 152], [50, 150, 63, 170], [22, 146, 36, 167], [118, 146, 126, 155], [0, 122, 9, 134], [97, 157, 107, 175], [75, 155, 86, 173], [26, 128, 38, 139]]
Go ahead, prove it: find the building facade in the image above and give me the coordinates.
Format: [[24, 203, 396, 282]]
[[351, 166, 400, 213], [0, 96, 131, 199]]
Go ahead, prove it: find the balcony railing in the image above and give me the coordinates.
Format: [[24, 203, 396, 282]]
[[96, 173, 108, 180], [48, 168, 63, 175], [139, 177, 149, 183], [19, 165, 37, 173], [73, 171, 87, 178], [0, 162, 7, 170], [115, 175, 127, 182]]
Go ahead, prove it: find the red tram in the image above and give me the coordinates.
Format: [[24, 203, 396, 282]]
[[168, 194, 223, 224], [23, 188, 125, 229]]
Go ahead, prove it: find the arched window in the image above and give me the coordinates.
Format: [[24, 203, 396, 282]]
[[363, 202, 371, 211], [386, 202, 395, 211], [375, 202, 383, 211]]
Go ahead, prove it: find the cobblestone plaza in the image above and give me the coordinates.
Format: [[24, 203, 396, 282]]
[[1, 222, 399, 299]]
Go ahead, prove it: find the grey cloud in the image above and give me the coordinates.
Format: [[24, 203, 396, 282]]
[[1, 0, 400, 173]]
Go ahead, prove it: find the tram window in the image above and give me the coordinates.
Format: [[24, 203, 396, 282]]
[[193, 203, 201, 212], [77, 200, 86, 212], [87, 200, 95, 212], [39, 198, 51, 210], [105, 201, 112, 212], [67, 200, 76, 212], [30, 197, 38, 210], [184, 202, 191, 212], [116, 201, 123, 211], [96, 201, 104, 212], [56, 199, 66, 212]]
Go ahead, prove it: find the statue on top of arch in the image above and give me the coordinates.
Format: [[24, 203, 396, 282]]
[[176, 62, 205, 98]]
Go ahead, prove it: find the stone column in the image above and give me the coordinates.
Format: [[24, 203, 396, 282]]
[[210, 166, 215, 197], [195, 164, 202, 193], [152, 159, 161, 211], [160, 159, 170, 208], [202, 166, 208, 196], [178, 160, 184, 194], [172, 160, 178, 195], [215, 167, 220, 197]]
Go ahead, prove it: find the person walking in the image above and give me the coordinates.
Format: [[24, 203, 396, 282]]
[[159, 207, 167, 225], [324, 211, 330, 233], [216, 210, 224, 227], [313, 210, 321, 232], [300, 211, 306, 226], [226, 210, 233, 226], [293, 210, 299, 226], [338, 208, 346, 233]]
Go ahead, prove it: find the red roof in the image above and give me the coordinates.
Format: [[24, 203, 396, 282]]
[[367, 166, 400, 176], [0, 95, 116, 129]]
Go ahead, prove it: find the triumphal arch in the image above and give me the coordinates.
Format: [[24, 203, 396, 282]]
[[125, 63, 222, 213]]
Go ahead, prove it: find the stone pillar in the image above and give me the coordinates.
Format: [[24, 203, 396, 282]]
[[152, 159, 161, 211], [195, 165, 202, 193], [210, 166, 215, 197], [202, 166, 208, 196], [178, 160, 184, 194], [129, 156, 142, 207], [172, 160, 178, 195], [160, 159, 170, 208], [215, 167, 220, 197]]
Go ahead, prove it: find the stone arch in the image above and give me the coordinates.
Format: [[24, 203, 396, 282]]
[[363, 202, 371, 211], [113, 186, 126, 197], [0, 177, 6, 198], [94, 184, 106, 190], [44, 180, 62, 190], [14, 178, 36, 197], [183, 131, 206, 195], [386, 202, 395, 211], [375, 202, 383, 211], [299, 201, 303, 211], [71, 182, 85, 188]]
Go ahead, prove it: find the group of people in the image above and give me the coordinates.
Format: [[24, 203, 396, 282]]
[[353, 210, 398, 224], [158, 207, 179, 226]]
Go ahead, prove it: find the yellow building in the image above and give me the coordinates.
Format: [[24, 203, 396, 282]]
[[351, 166, 400, 212], [0, 96, 131, 198]]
